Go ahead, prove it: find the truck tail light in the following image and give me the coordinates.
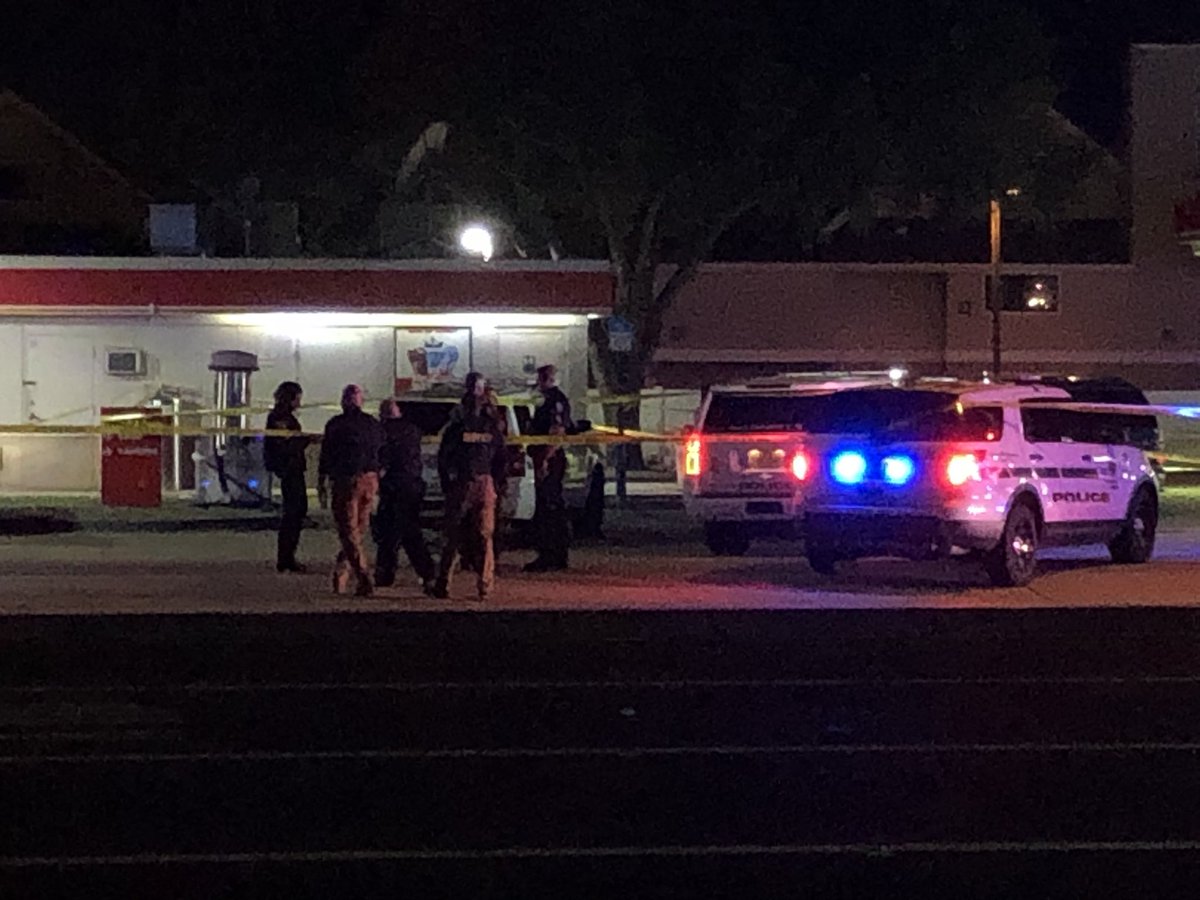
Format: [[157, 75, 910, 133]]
[[946, 451, 983, 486], [790, 450, 810, 481], [684, 437, 703, 477]]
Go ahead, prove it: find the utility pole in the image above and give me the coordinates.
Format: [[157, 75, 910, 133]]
[[989, 197, 1002, 377]]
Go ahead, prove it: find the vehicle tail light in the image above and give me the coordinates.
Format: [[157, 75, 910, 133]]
[[945, 451, 982, 486], [790, 450, 810, 481], [507, 445, 526, 478], [684, 437, 703, 477]]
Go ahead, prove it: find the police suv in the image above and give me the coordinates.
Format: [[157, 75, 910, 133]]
[[681, 372, 898, 555], [799, 376, 1161, 586]]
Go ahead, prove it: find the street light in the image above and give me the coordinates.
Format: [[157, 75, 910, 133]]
[[458, 224, 494, 262], [989, 197, 1002, 376], [987, 187, 1018, 377]]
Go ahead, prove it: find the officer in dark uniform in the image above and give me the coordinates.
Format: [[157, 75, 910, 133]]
[[264, 381, 310, 573], [433, 372, 507, 601], [374, 398, 436, 593], [318, 384, 383, 597], [525, 364, 575, 572]]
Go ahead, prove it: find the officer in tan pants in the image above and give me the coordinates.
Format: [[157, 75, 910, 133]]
[[318, 384, 382, 597], [432, 372, 507, 601]]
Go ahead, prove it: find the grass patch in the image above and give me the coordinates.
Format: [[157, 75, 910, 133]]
[[1162, 484, 1200, 527]]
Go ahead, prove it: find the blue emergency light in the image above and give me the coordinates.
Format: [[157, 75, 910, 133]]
[[881, 454, 916, 486], [830, 450, 868, 485]]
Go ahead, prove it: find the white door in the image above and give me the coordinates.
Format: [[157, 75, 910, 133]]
[[23, 331, 97, 425]]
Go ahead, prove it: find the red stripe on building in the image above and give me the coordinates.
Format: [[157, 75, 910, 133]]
[[0, 266, 614, 312]]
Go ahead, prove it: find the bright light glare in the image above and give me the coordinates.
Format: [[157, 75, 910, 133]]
[[882, 454, 916, 486], [791, 451, 809, 481], [215, 312, 583, 341], [831, 451, 867, 485], [946, 453, 980, 486], [459, 225, 494, 261], [888, 366, 907, 383], [684, 438, 702, 477]]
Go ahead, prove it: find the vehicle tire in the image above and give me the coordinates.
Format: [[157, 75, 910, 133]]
[[806, 540, 839, 576], [1109, 486, 1158, 565], [705, 523, 750, 557], [984, 502, 1040, 587]]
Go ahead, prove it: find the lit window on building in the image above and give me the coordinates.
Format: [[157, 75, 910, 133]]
[[987, 274, 1060, 313]]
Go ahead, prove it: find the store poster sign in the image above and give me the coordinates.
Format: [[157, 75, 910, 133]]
[[395, 327, 472, 393]]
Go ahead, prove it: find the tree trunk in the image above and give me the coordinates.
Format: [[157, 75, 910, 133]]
[[590, 262, 659, 471], [588, 320, 647, 473]]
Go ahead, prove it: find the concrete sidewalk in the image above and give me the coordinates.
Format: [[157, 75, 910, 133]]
[[0, 480, 683, 535]]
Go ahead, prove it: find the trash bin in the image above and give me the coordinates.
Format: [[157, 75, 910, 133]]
[[100, 407, 163, 508]]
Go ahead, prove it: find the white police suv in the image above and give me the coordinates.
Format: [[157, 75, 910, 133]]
[[681, 371, 898, 555], [799, 376, 1161, 586]]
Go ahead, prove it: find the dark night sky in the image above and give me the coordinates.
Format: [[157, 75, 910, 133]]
[[1024, 0, 1200, 145], [2, 0, 1200, 183]]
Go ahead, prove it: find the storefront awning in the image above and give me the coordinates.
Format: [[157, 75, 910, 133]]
[[0, 257, 614, 313]]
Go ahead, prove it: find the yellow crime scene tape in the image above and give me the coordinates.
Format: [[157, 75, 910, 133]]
[[96, 390, 697, 423], [10, 399, 1200, 459], [0, 421, 686, 446]]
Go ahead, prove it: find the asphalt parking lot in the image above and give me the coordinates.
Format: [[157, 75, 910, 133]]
[[0, 494, 1199, 613]]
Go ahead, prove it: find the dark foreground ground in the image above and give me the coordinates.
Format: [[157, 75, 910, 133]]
[[4, 609, 1200, 898]]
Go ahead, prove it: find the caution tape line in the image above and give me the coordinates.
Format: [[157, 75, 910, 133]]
[[24, 400, 1200, 447], [99, 391, 699, 422], [0, 423, 684, 446]]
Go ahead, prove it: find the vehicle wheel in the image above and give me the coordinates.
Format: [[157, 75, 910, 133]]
[[704, 523, 750, 557], [1109, 487, 1158, 565], [984, 502, 1040, 587], [807, 540, 839, 576]]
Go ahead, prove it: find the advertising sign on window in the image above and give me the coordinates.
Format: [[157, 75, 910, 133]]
[[394, 327, 472, 393]]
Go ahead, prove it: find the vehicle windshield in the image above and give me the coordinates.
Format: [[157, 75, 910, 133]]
[[702, 393, 830, 433], [803, 389, 1002, 442]]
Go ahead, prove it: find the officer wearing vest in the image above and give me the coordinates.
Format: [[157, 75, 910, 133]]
[[432, 372, 507, 601]]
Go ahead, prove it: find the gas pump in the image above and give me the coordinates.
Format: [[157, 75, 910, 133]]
[[194, 350, 270, 506]]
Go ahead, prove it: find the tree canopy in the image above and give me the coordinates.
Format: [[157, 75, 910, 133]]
[[355, 0, 1070, 381]]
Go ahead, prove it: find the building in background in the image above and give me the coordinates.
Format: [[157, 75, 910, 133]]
[[0, 257, 610, 491]]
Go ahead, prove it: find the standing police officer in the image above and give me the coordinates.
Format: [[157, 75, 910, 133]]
[[524, 364, 575, 572], [432, 372, 507, 601], [374, 398, 436, 593], [318, 384, 382, 597], [264, 381, 310, 573]]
